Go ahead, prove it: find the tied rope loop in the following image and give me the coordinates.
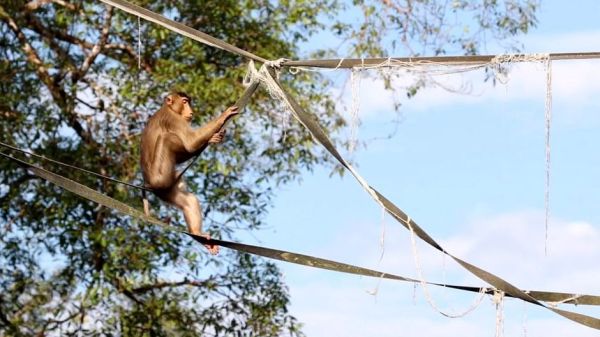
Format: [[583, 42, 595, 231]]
[[265, 58, 289, 70], [490, 53, 550, 84], [245, 60, 296, 116]]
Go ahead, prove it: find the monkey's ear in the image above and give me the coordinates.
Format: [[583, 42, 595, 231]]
[[165, 95, 174, 105]]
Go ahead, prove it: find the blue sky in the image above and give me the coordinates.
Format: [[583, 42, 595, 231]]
[[239, 2, 600, 336]]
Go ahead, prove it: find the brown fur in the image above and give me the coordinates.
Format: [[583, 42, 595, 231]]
[[140, 92, 238, 255]]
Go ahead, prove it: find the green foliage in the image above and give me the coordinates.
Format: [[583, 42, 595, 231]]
[[0, 0, 536, 336], [328, 0, 538, 57]]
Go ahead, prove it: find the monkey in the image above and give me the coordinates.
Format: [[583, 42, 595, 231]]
[[140, 91, 239, 255]]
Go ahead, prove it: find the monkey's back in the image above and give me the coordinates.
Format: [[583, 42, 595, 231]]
[[140, 109, 187, 183], [140, 115, 161, 180]]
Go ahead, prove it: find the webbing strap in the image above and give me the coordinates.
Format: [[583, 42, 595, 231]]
[[280, 52, 600, 68], [2, 151, 598, 308], [98, 0, 267, 64], [261, 69, 600, 329]]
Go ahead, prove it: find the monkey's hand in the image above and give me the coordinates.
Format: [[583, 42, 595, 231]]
[[208, 129, 226, 144], [222, 106, 239, 119]]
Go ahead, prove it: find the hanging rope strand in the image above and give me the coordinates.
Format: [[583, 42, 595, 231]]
[[544, 58, 553, 256]]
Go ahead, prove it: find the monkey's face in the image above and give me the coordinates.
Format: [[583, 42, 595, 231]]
[[166, 94, 194, 122]]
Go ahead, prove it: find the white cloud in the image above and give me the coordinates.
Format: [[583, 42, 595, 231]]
[[283, 211, 600, 337], [447, 211, 600, 292]]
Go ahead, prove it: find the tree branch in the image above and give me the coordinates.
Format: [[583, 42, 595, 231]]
[[113, 277, 144, 305], [72, 5, 113, 82], [23, 15, 76, 82], [24, 15, 154, 74], [0, 7, 93, 144], [131, 277, 216, 294]]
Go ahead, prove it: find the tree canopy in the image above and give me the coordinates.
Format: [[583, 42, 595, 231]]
[[0, 1, 537, 336]]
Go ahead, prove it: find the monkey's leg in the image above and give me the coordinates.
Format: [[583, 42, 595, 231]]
[[160, 181, 219, 255]]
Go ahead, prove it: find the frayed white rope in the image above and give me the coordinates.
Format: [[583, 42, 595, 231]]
[[379, 206, 386, 262], [265, 58, 289, 70], [349, 65, 362, 153], [366, 207, 388, 297], [490, 53, 550, 83], [493, 290, 506, 337], [544, 58, 553, 256], [521, 299, 529, 337], [406, 216, 487, 318], [288, 53, 552, 79]]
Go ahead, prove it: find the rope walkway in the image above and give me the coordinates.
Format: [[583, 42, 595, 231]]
[[6, 0, 595, 330], [2, 150, 599, 308]]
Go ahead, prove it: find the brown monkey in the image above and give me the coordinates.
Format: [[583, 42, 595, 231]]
[[141, 91, 239, 255]]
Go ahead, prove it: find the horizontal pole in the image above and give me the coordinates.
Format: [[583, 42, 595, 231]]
[[282, 51, 600, 68]]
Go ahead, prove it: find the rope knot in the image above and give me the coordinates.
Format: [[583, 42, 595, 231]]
[[265, 58, 289, 70], [492, 290, 505, 305]]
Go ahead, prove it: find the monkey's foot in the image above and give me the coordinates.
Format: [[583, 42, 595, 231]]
[[195, 232, 219, 255]]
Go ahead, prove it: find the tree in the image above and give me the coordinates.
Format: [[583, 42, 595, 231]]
[[0, 1, 537, 336]]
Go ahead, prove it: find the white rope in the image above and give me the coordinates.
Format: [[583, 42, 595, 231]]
[[265, 58, 289, 70], [406, 216, 487, 318], [521, 299, 529, 337], [493, 290, 505, 337], [365, 207, 388, 297], [379, 206, 386, 262], [349, 64, 362, 153], [288, 53, 552, 79], [544, 58, 553, 256]]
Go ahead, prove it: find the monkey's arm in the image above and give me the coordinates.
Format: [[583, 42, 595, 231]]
[[181, 107, 238, 154]]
